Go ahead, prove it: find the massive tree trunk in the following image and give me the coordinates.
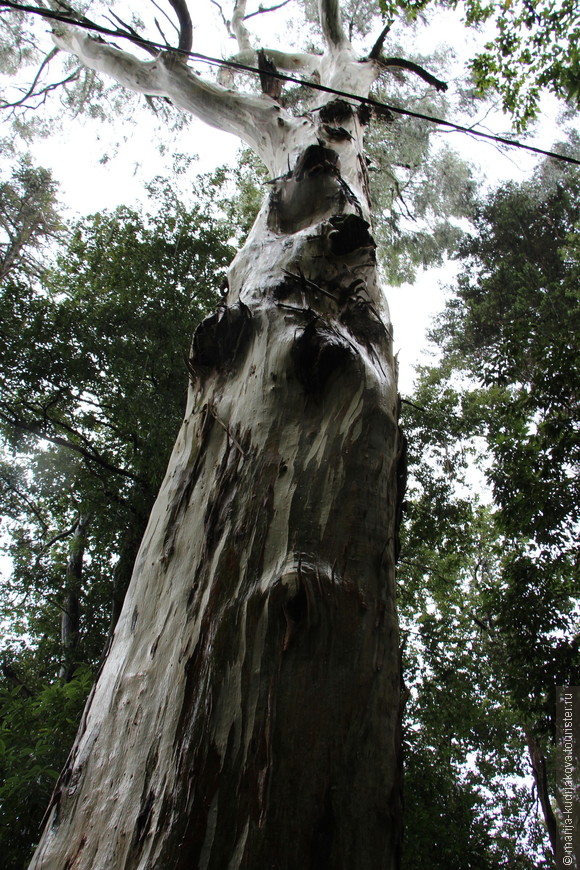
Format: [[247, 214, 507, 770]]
[[30, 2, 405, 867]]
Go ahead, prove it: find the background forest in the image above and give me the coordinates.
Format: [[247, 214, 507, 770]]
[[0, 0, 578, 868]]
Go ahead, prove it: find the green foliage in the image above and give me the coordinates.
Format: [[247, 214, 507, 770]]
[[369, 126, 476, 282], [454, 0, 580, 129], [0, 157, 63, 281], [1, 174, 233, 669], [399, 156, 580, 867], [393, 0, 580, 127], [432, 161, 580, 552], [0, 667, 93, 870], [0, 168, 235, 864]]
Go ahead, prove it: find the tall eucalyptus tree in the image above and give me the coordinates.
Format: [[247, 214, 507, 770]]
[[15, 1, 448, 867]]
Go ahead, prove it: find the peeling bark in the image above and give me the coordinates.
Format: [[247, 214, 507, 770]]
[[30, 3, 404, 868]]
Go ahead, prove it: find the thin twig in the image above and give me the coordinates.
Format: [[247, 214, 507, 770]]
[[399, 398, 427, 413], [244, 0, 292, 20], [149, 0, 179, 35], [105, 12, 158, 58], [210, 0, 230, 34], [153, 17, 171, 48], [0, 46, 58, 109]]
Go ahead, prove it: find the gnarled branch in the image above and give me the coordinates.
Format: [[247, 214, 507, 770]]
[[376, 57, 448, 92]]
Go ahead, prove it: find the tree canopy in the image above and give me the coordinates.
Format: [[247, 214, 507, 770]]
[[399, 154, 580, 868], [0, 1, 579, 867], [382, 0, 580, 128], [0, 171, 235, 867]]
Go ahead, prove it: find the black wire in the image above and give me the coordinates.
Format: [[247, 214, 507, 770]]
[[2, 0, 579, 167]]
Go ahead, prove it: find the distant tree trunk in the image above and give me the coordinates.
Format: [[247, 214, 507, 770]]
[[59, 513, 90, 683], [526, 730, 567, 864], [107, 508, 151, 642], [30, 2, 410, 867]]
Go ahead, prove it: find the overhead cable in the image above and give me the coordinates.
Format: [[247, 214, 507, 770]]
[[2, 0, 579, 167]]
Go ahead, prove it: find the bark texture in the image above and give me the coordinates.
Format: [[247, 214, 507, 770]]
[[31, 3, 403, 868]]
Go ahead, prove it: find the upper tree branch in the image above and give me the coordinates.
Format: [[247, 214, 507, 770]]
[[231, 0, 252, 52], [167, 0, 193, 54], [318, 0, 348, 50], [105, 11, 158, 58], [0, 46, 59, 108], [368, 21, 392, 60], [50, 24, 283, 161], [244, 0, 291, 20], [0, 408, 145, 483], [36, 517, 81, 562], [376, 57, 448, 92], [220, 47, 320, 77]]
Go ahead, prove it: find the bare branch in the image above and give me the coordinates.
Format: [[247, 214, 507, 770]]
[[244, 0, 292, 21], [368, 20, 392, 60], [1, 69, 79, 118], [220, 47, 320, 78], [105, 11, 158, 58], [0, 45, 59, 109], [149, 0, 179, 37], [318, 0, 348, 50], [210, 0, 230, 35], [167, 0, 193, 54], [376, 57, 448, 92], [0, 405, 146, 483], [231, 0, 252, 52], [153, 18, 171, 49]]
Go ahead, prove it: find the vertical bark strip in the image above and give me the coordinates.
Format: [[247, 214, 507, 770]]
[[30, 3, 403, 868]]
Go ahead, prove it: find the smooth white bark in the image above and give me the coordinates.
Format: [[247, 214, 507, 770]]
[[230, 0, 253, 52], [52, 26, 286, 168], [31, 4, 403, 868]]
